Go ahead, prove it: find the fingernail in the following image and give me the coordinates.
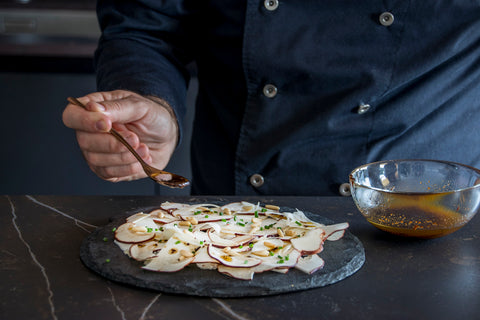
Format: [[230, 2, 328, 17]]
[[95, 120, 108, 131], [95, 103, 106, 112]]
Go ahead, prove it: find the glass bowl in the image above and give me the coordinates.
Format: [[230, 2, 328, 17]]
[[349, 159, 480, 238]]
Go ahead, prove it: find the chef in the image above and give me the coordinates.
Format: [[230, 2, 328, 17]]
[[62, 1, 480, 196]]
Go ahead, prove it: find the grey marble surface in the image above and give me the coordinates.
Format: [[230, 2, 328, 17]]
[[2, 195, 479, 320]]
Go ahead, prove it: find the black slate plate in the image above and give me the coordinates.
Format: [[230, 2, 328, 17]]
[[80, 205, 365, 297]]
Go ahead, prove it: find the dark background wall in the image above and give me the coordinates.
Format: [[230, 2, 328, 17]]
[[0, 0, 195, 195]]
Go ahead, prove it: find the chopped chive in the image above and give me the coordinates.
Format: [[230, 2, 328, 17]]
[[219, 212, 223, 216], [239, 245, 244, 249], [237, 222, 245, 227], [200, 241, 204, 245], [254, 211, 259, 218], [103, 237, 108, 242], [269, 251, 274, 256], [194, 211, 201, 215], [204, 215, 209, 218], [146, 227, 153, 232], [175, 240, 181, 244], [112, 227, 117, 232], [244, 260, 248, 264], [277, 260, 284, 264], [221, 218, 227, 222], [285, 255, 289, 261], [295, 221, 302, 226], [261, 208, 267, 212], [249, 243, 254, 248], [105, 259, 111, 263]]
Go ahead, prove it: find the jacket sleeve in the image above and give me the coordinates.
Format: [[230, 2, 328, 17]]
[[94, 0, 198, 137]]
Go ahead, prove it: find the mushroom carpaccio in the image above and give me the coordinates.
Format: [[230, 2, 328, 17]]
[[113, 201, 349, 280]]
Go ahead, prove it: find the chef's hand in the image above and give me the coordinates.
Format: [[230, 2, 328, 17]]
[[62, 90, 178, 182]]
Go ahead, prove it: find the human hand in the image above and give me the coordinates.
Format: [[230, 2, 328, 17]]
[[62, 90, 179, 182]]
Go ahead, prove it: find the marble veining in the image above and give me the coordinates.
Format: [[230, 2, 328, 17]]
[[212, 298, 251, 320], [2, 195, 478, 319], [26, 195, 98, 233], [8, 196, 58, 320], [8, 195, 246, 320], [139, 293, 162, 320], [107, 286, 127, 320]]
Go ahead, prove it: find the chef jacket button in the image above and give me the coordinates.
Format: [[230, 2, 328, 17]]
[[357, 103, 371, 114], [250, 174, 265, 188], [379, 12, 394, 26], [339, 183, 352, 197], [263, 84, 278, 98], [264, 0, 279, 11]]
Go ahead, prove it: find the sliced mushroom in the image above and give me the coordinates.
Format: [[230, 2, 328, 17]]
[[295, 254, 325, 274], [114, 222, 156, 244], [322, 222, 349, 241], [142, 231, 201, 272], [208, 245, 261, 268], [129, 240, 163, 261], [208, 231, 255, 248], [126, 212, 149, 223], [196, 262, 218, 270], [191, 246, 217, 263], [114, 240, 132, 256], [152, 211, 180, 224], [217, 265, 255, 280], [290, 228, 326, 255]]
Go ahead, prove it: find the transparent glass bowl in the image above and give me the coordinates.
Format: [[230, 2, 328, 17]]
[[349, 159, 480, 238]]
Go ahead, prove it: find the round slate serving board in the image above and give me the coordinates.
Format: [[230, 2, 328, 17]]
[[80, 206, 365, 297]]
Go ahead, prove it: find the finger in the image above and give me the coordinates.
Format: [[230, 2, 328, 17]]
[[63, 103, 112, 133], [78, 90, 136, 105], [93, 162, 148, 182], [84, 150, 138, 167], [76, 130, 140, 153], [83, 144, 151, 167], [76, 91, 149, 124], [97, 94, 150, 124]]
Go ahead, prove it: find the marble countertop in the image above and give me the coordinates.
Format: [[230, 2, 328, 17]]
[[2, 195, 479, 320]]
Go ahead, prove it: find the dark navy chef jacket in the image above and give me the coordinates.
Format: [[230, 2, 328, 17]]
[[95, 0, 480, 196]]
